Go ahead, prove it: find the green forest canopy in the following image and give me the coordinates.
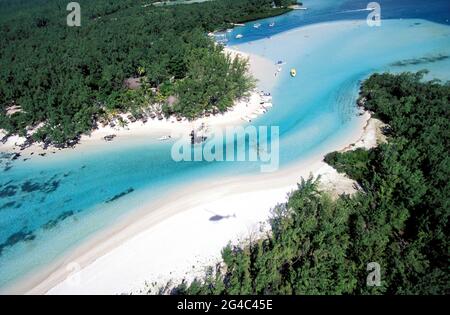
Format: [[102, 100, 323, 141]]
[[0, 0, 296, 145], [167, 72, 449, 295]]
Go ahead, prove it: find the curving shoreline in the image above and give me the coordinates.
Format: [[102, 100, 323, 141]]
[[2, 20, 384, 295], [2, 108, 376, 295], [4, 16, 442, 294], [0, 46, 281, 295], [0, 48, 278, 160]]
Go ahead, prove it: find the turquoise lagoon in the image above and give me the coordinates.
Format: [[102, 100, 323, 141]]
[[0, 0, 449, 289]]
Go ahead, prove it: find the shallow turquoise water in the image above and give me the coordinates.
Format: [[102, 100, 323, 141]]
[[0, 0, 449, 289]]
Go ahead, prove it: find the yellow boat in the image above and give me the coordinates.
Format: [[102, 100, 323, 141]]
[[290, 68, 297, 77]]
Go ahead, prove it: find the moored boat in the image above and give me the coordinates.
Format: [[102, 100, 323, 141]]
[[290, 68, 297, 77]]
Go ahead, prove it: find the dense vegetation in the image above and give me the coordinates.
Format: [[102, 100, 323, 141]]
[[161, 43, 255, 119], [0, 0, 295, 145], [168, 72, 449, 295]]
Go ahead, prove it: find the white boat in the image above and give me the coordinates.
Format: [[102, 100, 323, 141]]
[[158, 135, 172, 141], [291, 5, 308, 10], [253, 23, 261, 29], [269, 22, 275, 27], [235, 34, 243, 39]]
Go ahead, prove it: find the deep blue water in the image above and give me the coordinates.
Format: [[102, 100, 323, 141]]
[[222, 0, 450, 46], [0, 0, 449, 290]]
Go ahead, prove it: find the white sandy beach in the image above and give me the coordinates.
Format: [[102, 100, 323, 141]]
[[4, 109, 383, 295], [2, 21, 387, 295], [0, 47, 278, 159]]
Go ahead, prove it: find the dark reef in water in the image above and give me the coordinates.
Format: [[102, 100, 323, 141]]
[[3, 164, 13, 172], [0, 201, 16, 210], [0, 175, 63, 206], [1, 180, 13, 187], [0, 152, 12, 159], [0, 230, 36, 256], [20, 181, 41, 193], [0, 185, 18, 198], [391, 54, 449, 67], [105, 188, 135, 203], [0, 153, 15, 172], [21, 178, 61, 194], [42, 210, 76, 230]]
